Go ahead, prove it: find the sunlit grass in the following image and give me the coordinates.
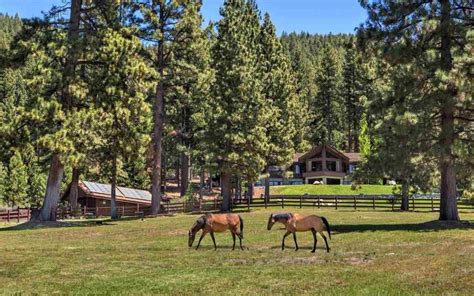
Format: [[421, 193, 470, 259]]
[[272, 184, 394, 195], [1, 209, 473, 295]]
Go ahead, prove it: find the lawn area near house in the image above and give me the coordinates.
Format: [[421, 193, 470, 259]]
[[271, 184, 395, 196], [1, 209, 473, 295]]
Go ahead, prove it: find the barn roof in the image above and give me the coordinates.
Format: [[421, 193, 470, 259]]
[[80, 181, 152, 204]]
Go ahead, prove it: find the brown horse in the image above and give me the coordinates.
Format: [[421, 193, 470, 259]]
[[267, 213, 331, 253], [188, 213, 244, 250]]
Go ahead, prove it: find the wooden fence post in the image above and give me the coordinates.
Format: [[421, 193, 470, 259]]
[[281, 196, 284, 208], [7, 210, 10, 223], [354, 196, 357, 210], [247, 196, 250, 211], [372, 196, 376, 210], [199, 198, 202, 213], [299, 195, 302, 208], [122, 206, 125, 217], [335, 196, 338, 210], [27, 207, 31, 221], [263, 194, 267, 209], [317, 197, 321, 208], [17, 207, 20, 223], [214, 198, 217, 211], [412, 196, 415, 211], [431, 195, 434, 212], [392, 197, 395, 211], [96, 206, 99, 218], [83, 206, 87, 216]]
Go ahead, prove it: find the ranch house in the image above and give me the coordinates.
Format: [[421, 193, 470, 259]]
[[258, 145, 361, 186]]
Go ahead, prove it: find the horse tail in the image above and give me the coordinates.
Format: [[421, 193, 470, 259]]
[[321, 216, 331, 240], [238, 215, 244, 239]]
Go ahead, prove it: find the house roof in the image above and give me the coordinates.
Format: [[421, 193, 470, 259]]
[[298, 145, 349, 162], [293, 152, 305, 162], [296, 145, 362, 163], [344, 152, 361, 162]]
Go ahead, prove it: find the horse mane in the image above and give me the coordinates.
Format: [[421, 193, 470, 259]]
[[272, 213, 292, 221], [191, 215, 206, 233]]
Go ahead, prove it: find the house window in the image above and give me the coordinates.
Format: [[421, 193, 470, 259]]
[[294, 164, 301, 175], [311, 161, 322, 171], [326, 160, 337, 171], [348, 164, 357, 173]]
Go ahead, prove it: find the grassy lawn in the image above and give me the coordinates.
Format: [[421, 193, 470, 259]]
[[1, 209, 473, 295], [271, 184, 395, 195]]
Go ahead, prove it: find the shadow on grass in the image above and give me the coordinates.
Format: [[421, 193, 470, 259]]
[[0, 219, 122, 231], [334, 220, 473, 234]]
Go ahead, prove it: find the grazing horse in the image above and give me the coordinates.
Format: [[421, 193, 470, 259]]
[[188, 213, 244, 250], [267, 213, 331, 253]]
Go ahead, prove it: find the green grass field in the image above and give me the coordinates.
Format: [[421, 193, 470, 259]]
[[1, 209, 473, 295], [271, 184, 395, 195]]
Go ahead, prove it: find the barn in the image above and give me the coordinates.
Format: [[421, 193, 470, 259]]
[[62, 181, 156, 216]]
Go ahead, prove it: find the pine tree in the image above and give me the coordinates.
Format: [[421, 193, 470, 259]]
[[311, 45, 345, 148], [165, 1, 214, 197], [209, 0, 268, 210], [0, 163, 7, 206], [342, 38, 365, 152], [259, 13, 300, 198], [6, 151, 29, 207], [131, 0, 203, 214], [359, 0, 473, 220]]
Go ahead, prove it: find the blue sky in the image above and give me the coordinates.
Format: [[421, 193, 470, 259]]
[[0, 0, 368, 35]]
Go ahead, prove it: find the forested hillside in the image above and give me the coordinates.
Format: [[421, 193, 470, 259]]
[[0, 1, 471, 221]]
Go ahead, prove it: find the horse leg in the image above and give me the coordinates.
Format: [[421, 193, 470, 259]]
[[311, 228, 317, 253], [292, 232, 299, 251], [196, 232, 207, 250], [231, 232, 236, 251], [238, 233, 244, 250], [210, 232, 217, 250], [281, 231, 291, 250], [320, 232, 330, 253]]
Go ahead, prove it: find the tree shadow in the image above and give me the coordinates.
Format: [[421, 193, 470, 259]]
[[333, 220, 474, 234], [0, 219, 116, 231]]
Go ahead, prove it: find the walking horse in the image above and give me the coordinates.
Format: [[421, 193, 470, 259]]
[[188, 213, 244, 250], [267, 213, 331, 253]]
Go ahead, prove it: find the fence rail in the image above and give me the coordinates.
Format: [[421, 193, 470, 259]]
[[232, 194, 474, 212], [2, 194, 472, 223], [0, 208, 31, 223]]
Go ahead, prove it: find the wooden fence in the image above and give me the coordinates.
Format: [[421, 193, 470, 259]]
[[0, 208, 31, 223], [231, 194, 474, 212], [2, 195, 472, 222]]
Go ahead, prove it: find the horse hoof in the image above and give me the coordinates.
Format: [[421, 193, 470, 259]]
[[311, 250, 315, 253]]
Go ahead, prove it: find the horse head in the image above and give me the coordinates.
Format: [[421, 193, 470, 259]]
[[267, 213, 276, 230]]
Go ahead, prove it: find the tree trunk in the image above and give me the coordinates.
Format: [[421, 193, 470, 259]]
[[264, 166, 270, 201], [199, 169, 204, 200], [247, 182, 254, 203], [110, 154, 118, 219], [180, 152, 189, 197], [220, 171, 231, 211], [175, 162, 180, 188], [400, 180, 409, 211], [438, 0, 459, 221], [36, 0, 81, 222], [161, 149, 167, 193], [150, 10, 166, 215], [68, 167, 80, 211], [37, 154, 64, 221]]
